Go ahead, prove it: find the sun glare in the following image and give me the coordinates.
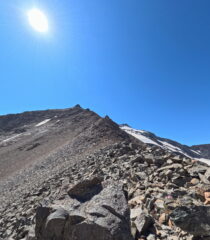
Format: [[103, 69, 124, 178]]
[[27, 8, 49, 33]]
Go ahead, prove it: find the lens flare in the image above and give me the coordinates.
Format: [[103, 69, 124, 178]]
[[27, 8, 49, 33]]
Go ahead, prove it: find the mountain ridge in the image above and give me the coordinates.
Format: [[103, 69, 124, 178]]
[[0, 106, 136, 181], [1, 106, 210, 240], [120, 124, 210, 160]]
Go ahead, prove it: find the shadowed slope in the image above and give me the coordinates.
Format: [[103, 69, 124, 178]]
[[0, 105, 134, 180]]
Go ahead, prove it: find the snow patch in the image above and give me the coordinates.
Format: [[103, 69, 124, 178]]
[[129, 132, 161, 145], [36, 119, 51, 127], [3, 134, 22, 143], [121, 126, 161, 146], [121, 125, 207, 160], [190, 149, 200, 155], [121, 125, 145, 133], [159, 140, 182, 152], [1, 134, 22, 143], [158, 140, 193, 158], [196, 158, 210, 166]]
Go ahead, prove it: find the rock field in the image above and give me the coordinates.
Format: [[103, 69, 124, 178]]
[[1, 107, 210, 240]]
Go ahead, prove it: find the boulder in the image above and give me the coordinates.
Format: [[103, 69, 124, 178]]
[[188, 165, 208, 177], [41, 208, 69, 239], [67, 177, 103, 202], [170, 206, 210, 236], [35, 206, 51, 239], [134, 212, 154, 235], [35, 179, 133, 240], [130, 207, 143, 220]]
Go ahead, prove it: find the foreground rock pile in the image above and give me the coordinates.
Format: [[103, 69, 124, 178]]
[[1, 141, 210, 239], [34, 177, 132, 240]]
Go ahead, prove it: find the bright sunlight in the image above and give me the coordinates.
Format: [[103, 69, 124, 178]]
[[27, 8, 49, 33]]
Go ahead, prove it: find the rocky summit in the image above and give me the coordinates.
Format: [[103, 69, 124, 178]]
[[1, 106, 210, 240]]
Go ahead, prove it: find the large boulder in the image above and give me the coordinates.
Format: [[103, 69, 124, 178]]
[[40, 208, 69, 239], [170, 206, 210, 237], [35, 179, 133, 240], [67, 177, 103, 202]]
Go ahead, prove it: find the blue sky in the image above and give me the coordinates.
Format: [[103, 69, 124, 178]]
[[0, 0, 210, 145]]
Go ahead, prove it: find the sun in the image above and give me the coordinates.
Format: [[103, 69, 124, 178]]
[[27, 8, 49, 33]]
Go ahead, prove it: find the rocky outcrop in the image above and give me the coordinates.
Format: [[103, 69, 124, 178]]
[[67, 177, 103, 202], [170, 206, 210, 236], [34, 178, 133, 240]]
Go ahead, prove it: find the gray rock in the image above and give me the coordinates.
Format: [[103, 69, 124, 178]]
[[35, 180, 133, 240], [147, 234, 156, 240], [134, 212, 154, 235], [25, 227, 36, 240], [35, 206, 51, 239], [135, 172, 147, 180], [205, 169, 210, 181], [188, 165, 208, 177], [198, 173, 210, 184], [171, 176, 189, 187], [130, 207, 143, 220], [64, 221, 113, 240], [67, 177, 103, 202], [143, 154, 155, 164], [171, 155, 183, 163], [170, 206, 210, 236], [130, 155, 144, 164], [157, 164, 182, 172], [42, 208, 69, 239]]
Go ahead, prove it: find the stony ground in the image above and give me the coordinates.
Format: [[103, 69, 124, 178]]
[[1, 107, 210, 240], [1, 140, 210, 239], [0, 106, 130, 180]]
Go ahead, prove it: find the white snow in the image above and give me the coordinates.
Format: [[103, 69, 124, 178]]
[[121, 125, 145, 133], [120, 126, 161, 146], [129, 132, 161, 146], [2, 134, 22, 143], [159, 140, 182, 152], [196, 158, 210, 166], [156, 140, 193, 158], [190, 149, 200, 155], [121, 125, 208, 160], [36, 119, 51, 127]]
